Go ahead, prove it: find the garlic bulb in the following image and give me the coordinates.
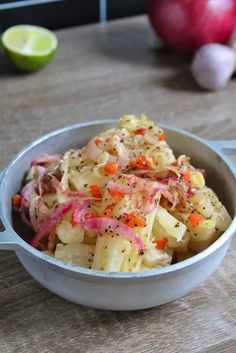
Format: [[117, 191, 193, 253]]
[[191, 44, 236, 90]]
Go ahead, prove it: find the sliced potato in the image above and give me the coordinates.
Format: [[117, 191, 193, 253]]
[[215, 205, 232, 232], [190, 170, 205, 188], [69, 167, 106, 192], [56, 220, 84, 244], [191, 189, 216, 218], [189, 234, 218, 252], [92, 234, 132, 272], [174, 233, 190, 252], [121, 245, 142, 272], [55, 243, 94, 267], [138, 209, 157, 246], [154, 205, 186, 243], [191, 187, 232, 232], [188, 219, 216, 242], [143, 243, 172, 268]]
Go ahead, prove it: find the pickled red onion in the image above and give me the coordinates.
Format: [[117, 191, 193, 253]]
[[72, 201, 90, 224], [29, 196, 50, 231], [79, 218, 144, 252], [21, 180, 38, 202], [31, 200, 79, 248]]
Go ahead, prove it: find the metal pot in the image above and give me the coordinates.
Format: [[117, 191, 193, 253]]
[[0, 120, 235, 310]]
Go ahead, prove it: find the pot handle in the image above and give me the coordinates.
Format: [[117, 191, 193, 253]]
[[207, 140, 236, 176], [0, 230, 20, 250], [0, 170, 20, 250]]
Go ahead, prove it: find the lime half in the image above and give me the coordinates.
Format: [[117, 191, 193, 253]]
[[2, 25, 58, 72]]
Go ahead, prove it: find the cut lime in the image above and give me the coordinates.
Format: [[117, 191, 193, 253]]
[[2, 25, 58, 72]]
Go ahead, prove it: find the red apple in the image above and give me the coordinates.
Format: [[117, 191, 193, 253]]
[[148, 0, 236, 54]]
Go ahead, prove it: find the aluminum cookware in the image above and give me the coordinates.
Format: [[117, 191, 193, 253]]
[[0, 120, 235, 310]]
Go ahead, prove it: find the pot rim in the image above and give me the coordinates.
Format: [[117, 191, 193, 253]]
[[0, 119, 235, 279]]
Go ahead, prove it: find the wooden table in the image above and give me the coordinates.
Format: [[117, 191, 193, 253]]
[[0, 16, 235, 353]]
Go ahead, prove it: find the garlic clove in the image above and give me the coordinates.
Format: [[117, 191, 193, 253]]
[[191, 44, 236, 91]]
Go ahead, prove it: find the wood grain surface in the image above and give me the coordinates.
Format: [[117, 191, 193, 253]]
[[0, 16, 235, 353]]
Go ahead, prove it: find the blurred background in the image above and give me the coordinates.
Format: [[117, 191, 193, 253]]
[[0, 0, 146, 30]]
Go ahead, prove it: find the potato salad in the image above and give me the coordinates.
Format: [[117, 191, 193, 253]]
[[12, 115, 232, 272]]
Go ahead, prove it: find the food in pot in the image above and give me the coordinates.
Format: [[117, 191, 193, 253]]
[[13, 115, 232, 272]]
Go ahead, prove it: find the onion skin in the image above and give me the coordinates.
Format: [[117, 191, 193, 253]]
[[148, 0, 236, 54], [191, 44, 236, 90]]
